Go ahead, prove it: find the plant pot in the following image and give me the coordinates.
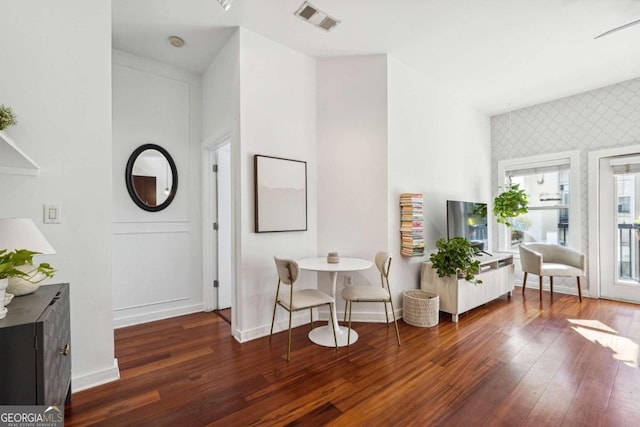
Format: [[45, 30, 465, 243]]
[[6, 276, 40, 296]]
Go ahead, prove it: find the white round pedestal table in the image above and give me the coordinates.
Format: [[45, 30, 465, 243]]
[[297, 257, 373, 347]]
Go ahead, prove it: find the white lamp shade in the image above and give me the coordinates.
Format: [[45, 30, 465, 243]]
[[0, 218, 56, 254]]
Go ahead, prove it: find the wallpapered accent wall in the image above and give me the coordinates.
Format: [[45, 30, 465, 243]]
[[491, 77, 640, 293]]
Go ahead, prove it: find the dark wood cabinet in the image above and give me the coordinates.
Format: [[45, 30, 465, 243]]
[[0, 283, 71, 405]]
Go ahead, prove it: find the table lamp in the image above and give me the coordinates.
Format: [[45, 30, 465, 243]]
[[0, 218, 56, 296]]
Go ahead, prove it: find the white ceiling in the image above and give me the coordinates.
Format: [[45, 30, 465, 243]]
[[112, 0, 640, 115]]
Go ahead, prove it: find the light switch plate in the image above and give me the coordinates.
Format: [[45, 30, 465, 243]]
[[43, 204, 61, 224]]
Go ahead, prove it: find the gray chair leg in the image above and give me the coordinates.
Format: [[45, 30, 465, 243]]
[[550, 276, 554, 295], [522, 272, 528, 294]]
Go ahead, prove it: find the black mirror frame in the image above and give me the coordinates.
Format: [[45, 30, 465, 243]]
[[125, 143, 178, 212]]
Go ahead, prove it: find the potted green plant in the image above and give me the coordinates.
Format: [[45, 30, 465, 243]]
[[0, 249, 55, 289], [429, 237, 482, 283], [0, 105, 18, 131], [493, 184, 528, 227]]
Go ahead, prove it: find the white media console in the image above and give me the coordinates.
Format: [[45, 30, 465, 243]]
[[420, 253, 515, 322]]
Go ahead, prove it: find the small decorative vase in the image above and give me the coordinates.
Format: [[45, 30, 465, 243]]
[[327, 252, 339, 264]]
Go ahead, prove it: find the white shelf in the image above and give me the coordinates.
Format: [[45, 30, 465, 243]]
[[0, 130, 39, 176], [420, 253, 515, 322]]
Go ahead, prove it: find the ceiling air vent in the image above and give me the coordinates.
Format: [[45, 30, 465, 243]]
[[295, 2, 341, 32]]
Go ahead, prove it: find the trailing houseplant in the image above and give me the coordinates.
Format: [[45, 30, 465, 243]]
[[0, 249, 55, 283], [0, 105, 18, 131], [493, 183, 528, 227], [429, 237, 482, 283]]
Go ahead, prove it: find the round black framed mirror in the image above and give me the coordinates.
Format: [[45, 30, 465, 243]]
[[125, 144, 178, 212]]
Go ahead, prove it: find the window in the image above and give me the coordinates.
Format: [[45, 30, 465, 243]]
[[497, 151, 581, 253], [618, 196, 630, 213]]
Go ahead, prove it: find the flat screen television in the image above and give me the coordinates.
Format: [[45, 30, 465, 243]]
[[446, 200, 488, 252]]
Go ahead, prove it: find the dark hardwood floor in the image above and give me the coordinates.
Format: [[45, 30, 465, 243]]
[[65, 288, 640, 426], [214, 308, 231, 325]]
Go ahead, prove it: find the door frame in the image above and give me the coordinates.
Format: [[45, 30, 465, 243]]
[[201, 133, 235, 314], [588, 144, 640, 299]]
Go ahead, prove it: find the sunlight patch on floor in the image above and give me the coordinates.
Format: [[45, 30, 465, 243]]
[[567, 318, 618, 334], [569, 319, 639, 368]]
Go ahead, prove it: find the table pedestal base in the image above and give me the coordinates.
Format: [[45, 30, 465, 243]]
[[309, 325, 358, 347]]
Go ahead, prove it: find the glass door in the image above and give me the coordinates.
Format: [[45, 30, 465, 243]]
[[600, 155, 640, 302]]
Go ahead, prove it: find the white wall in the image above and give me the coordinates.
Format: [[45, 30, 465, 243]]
[[112, 50, 203, 327], [316, 55, 390, 318], [237, 28, 318, 340], [0, 0, 116, 390], [202, 29, 240, 323], [203, 30, 240, 146], [387, 56, 491, 305], [314, 55, 490, 320]]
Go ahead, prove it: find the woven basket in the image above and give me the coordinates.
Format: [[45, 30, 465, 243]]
[[403, 290, 439, 327]]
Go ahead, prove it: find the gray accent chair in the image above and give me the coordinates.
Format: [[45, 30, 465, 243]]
[[519, 243, 585, 302]]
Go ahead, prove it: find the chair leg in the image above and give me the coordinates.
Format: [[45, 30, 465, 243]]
[[539, 276, 543, 300], [343, 302, 347, 323], [310, 308, 313, 331], [383, 301, 390, 325], [287, 309, 293, 361], [270, 298, 279, 341], [270, 281, 282, 341], [550, 276, 554, 295], [329, 303, 338, 350], [388, 298, 401, 346], [577, 277, 583, 302], [347, 301, 353, 348], [522, 272, 528, 294]]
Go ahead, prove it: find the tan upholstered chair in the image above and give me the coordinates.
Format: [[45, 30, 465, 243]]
[[270, 257, 337, 361], [340, 251, 401, 347], [519, 243, 585, 302]]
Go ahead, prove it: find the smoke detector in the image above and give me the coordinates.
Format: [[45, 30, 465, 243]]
[[294, 2, 340, 32]]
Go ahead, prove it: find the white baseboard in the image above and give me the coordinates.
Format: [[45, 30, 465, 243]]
[[235, 308, 403, 343], [236, 311, 310, 342], [339, 308, 403, 323], [516, 283, 592, 299], [114, 303, 204, 329], [72, 358, 120, 393]]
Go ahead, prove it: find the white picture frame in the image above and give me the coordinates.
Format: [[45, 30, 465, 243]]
[[254, 155, 307, 233]]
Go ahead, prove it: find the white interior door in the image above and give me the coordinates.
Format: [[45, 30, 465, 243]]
[[216, 144, 232, 309], [600, 154, 640, 303]]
